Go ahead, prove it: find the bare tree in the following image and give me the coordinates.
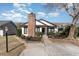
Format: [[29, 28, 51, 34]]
[[43, 3, 79, 39], [62, 3, 79, 39]]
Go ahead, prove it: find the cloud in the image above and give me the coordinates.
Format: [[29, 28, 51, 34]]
[[27, 3, 32, 6], [36, 12, 46, 19], [37, 12, 46, 16], [1, 3, 31, 22], [13, 3, 31, 9], [13, 3, 26, 8], [13, 3, 31, 14], [18, 8, 30, 14], [48, 12, 59, 17], [2, 12, 13, 16], [1, 10, 19, 17], [12, 13, 23, 18], [29, 8, 33, 12], [10, 9, 16, 13], [41, 3, 47, 5], [1, 10, 27, 22]]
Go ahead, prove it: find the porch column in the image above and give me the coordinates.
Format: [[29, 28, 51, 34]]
[[22, 27, 24, 34], [40, 27, 42, 32], [45, 27, 47, 35]]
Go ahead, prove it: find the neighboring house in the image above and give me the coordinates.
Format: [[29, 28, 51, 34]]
[[0, 21, 17, 36], [21, 19, 58, 37]]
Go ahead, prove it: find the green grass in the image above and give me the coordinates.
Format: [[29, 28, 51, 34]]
[[0, 35, 25, 56]]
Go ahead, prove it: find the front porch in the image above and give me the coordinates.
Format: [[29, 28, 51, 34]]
[[21, 26, 56, 36]]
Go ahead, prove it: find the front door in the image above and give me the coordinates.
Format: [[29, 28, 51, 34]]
[[42, 28, 45, 34]]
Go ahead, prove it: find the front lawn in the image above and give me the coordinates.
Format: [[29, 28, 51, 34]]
[[0, 35, 25, 56], [50, 38, 79, 47]]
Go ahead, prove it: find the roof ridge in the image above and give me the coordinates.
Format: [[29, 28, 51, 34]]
[[39, 19, 57, 26]]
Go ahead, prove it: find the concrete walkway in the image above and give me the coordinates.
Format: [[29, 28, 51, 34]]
[[20, 35, 79, 56]]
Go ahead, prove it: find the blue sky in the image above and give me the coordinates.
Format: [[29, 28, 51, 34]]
[[0, 3, 72, 23]]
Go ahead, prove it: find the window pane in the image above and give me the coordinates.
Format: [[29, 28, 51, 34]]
[[24, 28, 27, 34]]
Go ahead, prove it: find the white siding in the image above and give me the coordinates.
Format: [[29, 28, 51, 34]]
[[48, 29, 51, 32], [54, 28, 58, 33], [22, 27, 24, 34], [22, 27, 28, 36], [0, 30, 3, 36]]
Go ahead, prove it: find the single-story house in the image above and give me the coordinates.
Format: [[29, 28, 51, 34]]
[[21, 19, 58, 36], [0, 21, 17, 36]]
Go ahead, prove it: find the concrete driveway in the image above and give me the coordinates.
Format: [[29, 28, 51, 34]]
[[20, 35, 79, 56]]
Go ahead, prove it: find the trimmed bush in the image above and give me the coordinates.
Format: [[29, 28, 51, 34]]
[[56, 25, 70, 38], [61, 25, 70, 37], [21, 32, 42, 41], [47, 26, 70, 38], [21, 35, 26, 39], [76, 27, 79, 37], [47, 32, 55, 35], [25, 36, 42, 41], [47, 32, 55, 38], [16, 29, 22, 37], [36, 32, 43, 37]]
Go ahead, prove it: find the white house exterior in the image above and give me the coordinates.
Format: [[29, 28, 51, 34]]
[[21, 19, 58, 37], [0, 29, 3, 36]]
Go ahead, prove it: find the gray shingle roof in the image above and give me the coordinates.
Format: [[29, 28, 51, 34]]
[[0, 21, 12, 26]]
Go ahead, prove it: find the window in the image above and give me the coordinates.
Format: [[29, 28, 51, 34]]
[[24, 28, 27, 34], [58, 28, 63, 31], [36, 27, 40, 32], [48, 27, 54, 32]]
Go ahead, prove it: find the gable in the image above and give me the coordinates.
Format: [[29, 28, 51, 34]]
[[36, 20, 45, 25], [39, 19, 54, 26]]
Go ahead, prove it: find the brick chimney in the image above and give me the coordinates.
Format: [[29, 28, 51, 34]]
[[28, 12, 36, 37]]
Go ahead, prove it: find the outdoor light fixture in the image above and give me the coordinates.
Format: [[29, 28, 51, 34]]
[[5, 26, 8, 52]]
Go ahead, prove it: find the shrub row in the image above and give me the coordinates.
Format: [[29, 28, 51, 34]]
[[16, 29, 22, 37], [47, 26, 70, 38], [16, 29, 42, 41], [21, 35, 42, 41]]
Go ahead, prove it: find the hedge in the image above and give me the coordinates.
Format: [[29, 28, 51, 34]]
[[16, 29, 22, 37]]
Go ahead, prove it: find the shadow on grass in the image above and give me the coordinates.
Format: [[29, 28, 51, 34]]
[[8, 43, 24, 52]]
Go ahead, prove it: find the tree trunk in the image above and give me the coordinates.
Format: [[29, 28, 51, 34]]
[[67, 18, 78, 40], [67, 24, 76, 40]]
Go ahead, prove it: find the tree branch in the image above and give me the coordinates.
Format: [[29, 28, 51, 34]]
[[65, 9, 74, 17], [72, 11, 79, 24], [64, 4, 75, 17]]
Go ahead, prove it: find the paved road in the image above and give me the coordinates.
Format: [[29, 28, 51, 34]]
[[20, 35, 79, 56]]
